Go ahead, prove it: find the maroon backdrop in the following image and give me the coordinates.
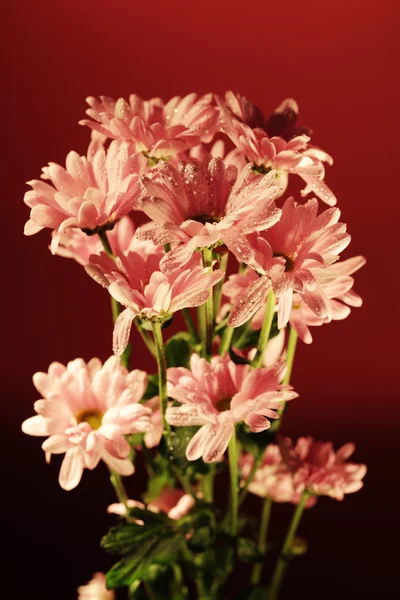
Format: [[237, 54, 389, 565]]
[[3, 1, 398, 598]]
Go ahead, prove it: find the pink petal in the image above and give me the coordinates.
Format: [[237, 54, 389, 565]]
[[59, 446, 84, 490], [113, 308, 135, 356]]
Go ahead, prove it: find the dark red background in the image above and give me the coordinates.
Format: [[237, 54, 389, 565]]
[[3, 1, 398, 598]]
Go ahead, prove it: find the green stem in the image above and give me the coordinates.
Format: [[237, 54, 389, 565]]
[[202, 248, 214, 358], [250, 290, 276, 369], [201, 466, 216, 502], [213, 252, 229, 321], [99, 230, 113, 257], [109, 471, 129, 512], [268, 491, 309, 600], [182, 308, 200, 344], [228, 427, 239, 537], [282, 326, 298, 385], [134, 321, 157, 359], [219, 325, 235, 355], [152, 321, 169, 434], [239, 451, 264, 506], [251, 496, 273, 584], [173, 469, 197, 500], [143, 581, 157, 600]]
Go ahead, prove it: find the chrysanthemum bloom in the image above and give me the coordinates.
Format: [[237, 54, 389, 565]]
[[136, 155, 281, 274], [240, 446, 317, 506], [108, 487, 195, 520], [80, 93, 218, 160], [86, 243, 223, 356], [280, 437, 367, 500], [54, 215, 135, 266], [224, 255, 365, 343], [165, 355, 298, 463], [77, 572, 115, 600], [21, 357, 151, 490], [23, 139, 142, 253], [220, 95, 335, 206], [228, 197, 351, 329]]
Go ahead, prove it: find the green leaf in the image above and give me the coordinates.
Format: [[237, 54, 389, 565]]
[[143, 454, 175, 504], [165, 332, 192, 368], [159, 427, 211, 477], [188, 526, 215, 552], [237, 537, 264, 564], [127, 506, 172, 526], [142, 374, 159, 400], [101, 522, 167, 555], [106, 533, 179, 589]]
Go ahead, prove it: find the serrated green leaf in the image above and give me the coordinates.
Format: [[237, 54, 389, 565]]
[[237, 537, 264, 564], [165, 332, 192, 368], [101, 522, 167, 555]]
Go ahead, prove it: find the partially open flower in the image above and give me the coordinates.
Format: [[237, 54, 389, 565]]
[[24, 140, 143, 253], [77, 573, 114, 600], [240, 446, 316, 506], [107, 487, 195, 520], [280, 437, 367, 500], [22, 357, 151, 490], [166, 355, 297, 463]]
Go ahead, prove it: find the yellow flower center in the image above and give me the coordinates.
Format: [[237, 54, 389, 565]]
[[76, 410, 103, 430], [273, 251, 295, 272]]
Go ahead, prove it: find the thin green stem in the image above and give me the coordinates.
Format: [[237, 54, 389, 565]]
[[251, 496, 273, 584], [134, 321, 157, 358], [99, 230, 113, 257], [250, 290, 276, 369], [239, 451, 264, 506], [228, 427, 239, 537], [268, 491, 309, 600], [202, 248, 214, 358], [271, 326, 298, 432], [201, 466, 216, 503], [143, 581, 157, 600], [173, 469, 197, 500], [213, 251, 229, 321], [152, 321, 169, 434], [182, 308, 200, 344], [109, 471, 129, 511], [219, 325, 235, 355], [282, 326, 298, 385]]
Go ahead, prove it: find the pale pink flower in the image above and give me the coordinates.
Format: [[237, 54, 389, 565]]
[[136, 156, 281, 274], [86, 244, 223, 356], [54, 216, 136, 266], [165, 355, 297, 463], [228, 197, 351, 329], [107, 487, 195, 520], [224, 255, 365, 342], [221, 97, 335, 206], [240, 446, 316, 506], [80, 93, 218, 159], [77, 573, 114, 600], [21, 357, 151, 490], [24, 140, 143, 253], [280, 437, 367, 501]]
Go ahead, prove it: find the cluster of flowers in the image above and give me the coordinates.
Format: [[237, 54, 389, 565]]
[[22, 89, 367, 598]]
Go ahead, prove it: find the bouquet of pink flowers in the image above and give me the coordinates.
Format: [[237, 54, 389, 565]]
[[22, 91, 367, 599]]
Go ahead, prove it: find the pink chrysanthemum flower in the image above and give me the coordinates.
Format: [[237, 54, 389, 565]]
[[228, 197, 351, 329], [80, 93, 218, 159], [280, 437, 367, 501], [136, 156, 281, 274], [221, 98, 335, 206], [240, 446, 316, 506], [224, 255, 365, 342], [24, 140, 143, 253], [77, 572, 115, 600], [86, 243, 223, 356], [54, 215, 135, 266], [108, 487, 195, 520], [165, 355, 298, 463], [21, 357, 151, 490]]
